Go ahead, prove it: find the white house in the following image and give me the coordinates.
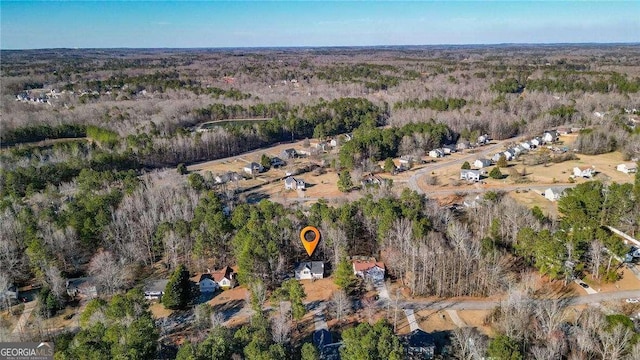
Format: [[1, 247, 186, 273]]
[[211, 267, 235, 289], [513, 145, 526, 155], [243, 162, 264, 175], [520, 142, 532, 150], [617, 163, 638, 174], [473, 158, 492, 169], [294, 261, 325, 280], [143, 279, 169, 300], [361, 173, 387, 186], [442, 144, 456, 154], [456, 141, 471, 150], [197, 274, 218, 293], [428, 149, 444, 158], [352, 259, 385, 282], [492, 153, 503, 162], [573, 166, 595, 178], [460, 169, 481, 182], [502, 151, 514, 161], [530, 138, 541, 147], [215, 171, 242, 184], [284, 176, 306, 190], [544, 187, 566, 202], [543, 130, 559, 143], [477, 134, 490, 145]]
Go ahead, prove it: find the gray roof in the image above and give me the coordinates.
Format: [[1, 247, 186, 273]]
[[143, 279, 169, 293], [546, 187, 566, 195], [295, 261, 324, 275]]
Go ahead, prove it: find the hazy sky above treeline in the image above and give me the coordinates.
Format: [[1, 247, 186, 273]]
[[1, 1, 638, 49]]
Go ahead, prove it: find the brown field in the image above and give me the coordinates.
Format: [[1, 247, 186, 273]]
[[580, 268, 640, 293], [415, 309, 458, 332], [509, 190, 560, 218], [300, 278, 339, 302], [150, 302, 174, 319], [457, 310, 494, 335]]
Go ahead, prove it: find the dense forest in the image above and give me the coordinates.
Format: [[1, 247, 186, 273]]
[[2, 45, 640, 359]]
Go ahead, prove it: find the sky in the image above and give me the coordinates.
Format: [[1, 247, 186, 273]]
[[1, 1, 639, 49]]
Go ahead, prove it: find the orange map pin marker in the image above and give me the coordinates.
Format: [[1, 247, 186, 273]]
[[300, 226, 320, 257]]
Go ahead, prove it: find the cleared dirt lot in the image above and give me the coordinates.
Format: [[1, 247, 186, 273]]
[[509, 190, 560, 218]]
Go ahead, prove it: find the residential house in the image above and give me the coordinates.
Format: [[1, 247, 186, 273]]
[[284, 176, 306, 190], [543, 130, 559, 143], [361, 173, 387, 187], [513, 144, 527, 155], [314, 329, 333, 349], [502, 150, 514, 161], [281, 148, 298, 159], [400, 329, 436, 360], [243, 162, 264, 176], [544, 187, 566, 202], [428, 149, 444, 158], [211, 266, 235, 289], [520, 141, 532, 150], [477, 134, 490, 145], [460, 169, 481, 182], [473, 158, 492, 169], [197, 274, 218, 293], [617, 163, 638, 174], [530, 138, 541, 148], [294, 261, 325, 280], [215, 171, 242, 184], [557, 127, 572, 135], [311, 141, 329, 152], [66, 277, 98, 299], [399, 155, 414, 167], [270, 157, 286, 168], [456, 141, 471, 151], [143, 279, 169, 300], [329, 138, 339, 147], [573, 166, 595, 178], [319, 342, 342, 360], [492, 153, 504, 162], [297, 148, 314, 157], [0, 284, 19, 306], [352, 259, 385, 282], [443, 144, 457, 153]]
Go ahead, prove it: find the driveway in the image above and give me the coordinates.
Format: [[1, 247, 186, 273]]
[[374, 281, 390, 305], [403, 309, 420, 331], [12, 302, 36, 336]]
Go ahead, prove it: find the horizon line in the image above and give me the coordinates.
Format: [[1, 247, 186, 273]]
[[3, 41, 640, 52]]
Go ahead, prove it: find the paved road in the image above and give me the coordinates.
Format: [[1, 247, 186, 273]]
[[406, 142, 506, 193], [399, 290, 640, 311]]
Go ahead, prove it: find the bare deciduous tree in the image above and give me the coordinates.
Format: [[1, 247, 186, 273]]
[[88, 250, 128, 295], [331, 290, 351, 322], [271, 302, 292, 344], [451, 327, 487, 360]]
